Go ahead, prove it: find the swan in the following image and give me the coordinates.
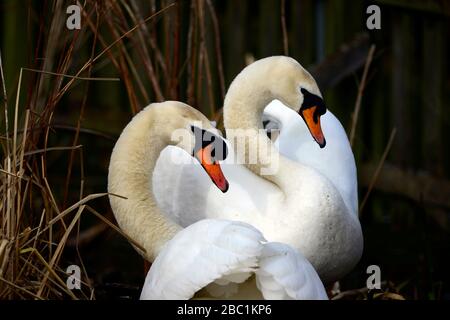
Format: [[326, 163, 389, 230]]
[[108, 101, 327, 300], [152, 56, 363, 284]]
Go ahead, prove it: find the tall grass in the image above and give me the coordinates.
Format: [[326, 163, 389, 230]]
[[0, 0, 228, 299]]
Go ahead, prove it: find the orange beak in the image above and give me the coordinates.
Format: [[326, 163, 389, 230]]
[[195, 145, 229, 193], [300, 106, 326, 148]]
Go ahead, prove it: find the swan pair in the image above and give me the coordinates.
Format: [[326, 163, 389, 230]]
[[108, 56, 363, 300]]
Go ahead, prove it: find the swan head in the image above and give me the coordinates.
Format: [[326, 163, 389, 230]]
[[225, 56, 327, 148], [190, 125, 229, 193], [298, 88, 327, 148], [147, 102, 230, 193]]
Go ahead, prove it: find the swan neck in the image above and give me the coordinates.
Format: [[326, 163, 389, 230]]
[[223, 81, 294, 191], [108, 106, 184, 262]]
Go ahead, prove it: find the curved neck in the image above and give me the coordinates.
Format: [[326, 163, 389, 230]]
[[108, 106, 186, 261], [223, 81, 299, 193]]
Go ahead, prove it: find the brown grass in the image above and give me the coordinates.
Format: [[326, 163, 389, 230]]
[[0, 0, 227, 300]]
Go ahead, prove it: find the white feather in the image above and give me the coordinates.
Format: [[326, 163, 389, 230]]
[[140, 219, 265, 300], [152, 100, 363, 283], [255, 242, 328, 300]]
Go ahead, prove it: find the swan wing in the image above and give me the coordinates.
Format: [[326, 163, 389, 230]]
[[140, 219, 265, 300], [264, 100, 358, 217], [255, 242, 328, 300], [152, 146, 211, 226], [153, 145, 280, 228]]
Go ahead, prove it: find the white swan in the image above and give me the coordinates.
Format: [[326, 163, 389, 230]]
[[153, 56, 363, 284], [108, 101, 327, 300]]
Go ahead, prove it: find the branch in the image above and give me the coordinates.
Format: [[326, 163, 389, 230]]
[[359, 162, 450, 210], [349, 44, 376, 146], [310, 32, 371, 89], [359, 128, 396, 214]]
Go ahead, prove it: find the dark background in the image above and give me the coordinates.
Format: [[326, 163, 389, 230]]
[[0, 0, 449, 299]]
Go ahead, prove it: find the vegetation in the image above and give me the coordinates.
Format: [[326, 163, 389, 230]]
[[0, 0, 448, 299]]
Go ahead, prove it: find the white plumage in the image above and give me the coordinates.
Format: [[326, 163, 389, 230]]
[[141, 219, 327, 300], [264, 99, 358, 217], [140, 219, 264, 300], [109, 57, 363, 300], [152, 57, 363, 284], [256, 242, 327, 300]]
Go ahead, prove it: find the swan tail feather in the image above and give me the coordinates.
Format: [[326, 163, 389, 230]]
[[140, 219, 264, 300], [255, 242, 328, 300]]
